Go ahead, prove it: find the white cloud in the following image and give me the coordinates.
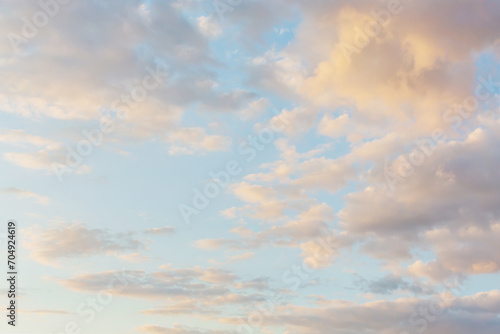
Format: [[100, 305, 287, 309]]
[[0, 187, 50, 205], [24, 223, 146, 266]]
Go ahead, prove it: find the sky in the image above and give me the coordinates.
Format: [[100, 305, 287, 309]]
[[1, 0, 500, 333]]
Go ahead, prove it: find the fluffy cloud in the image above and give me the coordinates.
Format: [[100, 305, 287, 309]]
[[230, 182, 277, 203], [213, 0, 500, 290], [339, 119, 500, 273], [408, 222, 500, 281], [291, 0, 499, 135], [196, 15, 222, 38], [0, 0, 243, 160]]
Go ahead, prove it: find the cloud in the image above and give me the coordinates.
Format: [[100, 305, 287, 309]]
[[4, 150, 57, 170], [0, 129, 94, 174], [228, 252, 254, 262], [56, 265, 269, 318], [24, 223, 146, 266], [233, 277, 270, 291], [0, 0, 245, 160], [247, 0, 500, 147], [238, 98, 270, 120], [353, 274, 434, 295], [0, 129, 61, 149], [221, 201, 287, 220], [22, 310, 71, 316], [0, 129, 66, 171], [196, 15, 222, 38], [230, 182, 277, 203], [166, 127, 232, 155], [197, 204, 341, 265], [145, 227, 176, 235], [195, 238, 231, 250], [318, 113, 350, 138], [407, 223, 500, 281], [2, 1, 500, 332], [0, 187, 50, 204], [294, 0, 499, 134], [243, 289, 500, 334], [119, 252, 151, 263], [337, 119, 500, 276], [268, 107, 317, 137], [136, 324, 236, 334]]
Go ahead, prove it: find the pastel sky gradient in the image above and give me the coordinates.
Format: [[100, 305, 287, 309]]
[[1, 0, 500, 333]]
